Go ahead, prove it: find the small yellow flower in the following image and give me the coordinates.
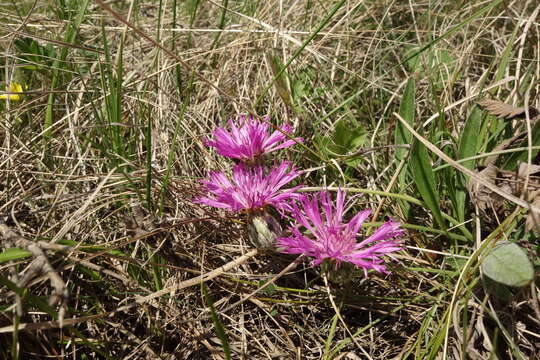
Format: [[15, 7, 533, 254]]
[[0, 82, 24, 101]]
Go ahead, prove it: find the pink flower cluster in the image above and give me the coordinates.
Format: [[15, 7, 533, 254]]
[[205, 115, 302, 163], [195, 115, 403, 275], [195, 115, 303, 215], [195, 161, 303, 214]]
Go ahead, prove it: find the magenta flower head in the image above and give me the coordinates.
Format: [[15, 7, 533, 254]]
[[194, 161, 303, 214], [205, 115, 303, 163], [277, 189, 403, 276]]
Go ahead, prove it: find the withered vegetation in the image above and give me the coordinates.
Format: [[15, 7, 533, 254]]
[[1, 1, 539, 359]]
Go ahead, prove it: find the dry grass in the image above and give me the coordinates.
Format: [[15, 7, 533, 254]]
[[1, 0, 539, 359]]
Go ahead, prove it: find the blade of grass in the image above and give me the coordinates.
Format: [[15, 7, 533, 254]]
[[11, 312, 19, 360], [254, 0, 346, 108], [172, 0, 182, 91], [158, 74, 194, 214], [201, 283, 231, 360], [0, 248, 32, 263], [99, 22, 125, 168], [323, 314, 340, 360], [44, 0, 89, 143], [210, 0, 229, 51], [0, 274, 56, 316], [145, 105, 153, 210], [401, 0, 503, 70], [185, 0, 202, 48]]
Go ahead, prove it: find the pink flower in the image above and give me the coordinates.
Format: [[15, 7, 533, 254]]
[[195, 161, 303, 214], [205, 115, 302, 162], [277, 189, 403, 275]]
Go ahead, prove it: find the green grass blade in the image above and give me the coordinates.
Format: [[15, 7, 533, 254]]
[[492, 20, 520, 89], [0, 274, 56, 316], [145, 108, 153, 210], [401, 0, 503, 69], [201, 284, 231, 360], [210, 0, 229, 51], [0, 248, 32, 264], [323, 314, 339, 360], [44, 0, 90, 142], [158, 74, 194, 214], [254, 0, 346, 108]]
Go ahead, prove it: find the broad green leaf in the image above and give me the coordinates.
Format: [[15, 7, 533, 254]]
[[395, 77, 415, 219], [410, 139, 446, 230], [453, 106, 484, 222], [0, 248, 32, 264], [395, 77, 415, 161], [459, 106, 483, 170], [482, 241, 534, 287]]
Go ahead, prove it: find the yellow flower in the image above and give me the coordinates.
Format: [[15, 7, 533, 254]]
[[0, 82, 24, 101]]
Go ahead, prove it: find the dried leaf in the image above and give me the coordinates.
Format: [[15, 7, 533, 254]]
[[478, 99, 538, 120], [468, 165, 502, 211], [517, 162, 540, 179], [517, 162, 540, 235], [467, 165, 521, 212], [525, 191, 540, 236]]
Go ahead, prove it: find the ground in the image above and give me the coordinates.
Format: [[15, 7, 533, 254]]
[[0, 1, 539, 359]]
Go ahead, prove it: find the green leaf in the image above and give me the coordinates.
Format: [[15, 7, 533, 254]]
[[482, 241, 534, 287], [403, 46, 420, 72], [453, 106, 484, 222], [395, 77, 415, 219], [395, 77, 415, 162], [459, 106, 483, 170], [0, 248, 32, 264], [317, 120, 367, 159], [410, 139, 446, 230]]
